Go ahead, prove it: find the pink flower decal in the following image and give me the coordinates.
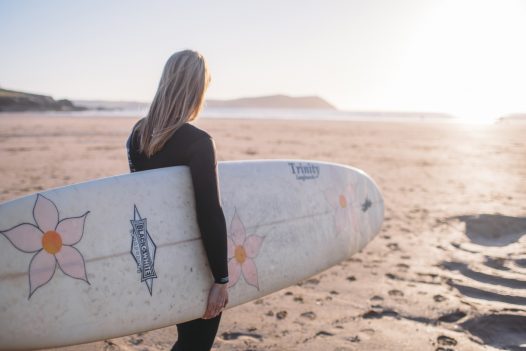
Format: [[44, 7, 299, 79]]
[[227, 210, 264, 290], [1, 194, 90, 298], [325, 184, 358, 234]]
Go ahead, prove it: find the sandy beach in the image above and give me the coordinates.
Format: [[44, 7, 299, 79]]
[[0, 114, 525, 351]]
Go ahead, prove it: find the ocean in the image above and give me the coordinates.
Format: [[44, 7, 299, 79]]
[[15, 107, 459, 123]]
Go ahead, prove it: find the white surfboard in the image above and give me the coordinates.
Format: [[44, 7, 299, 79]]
[[0, 160, 383, 350]]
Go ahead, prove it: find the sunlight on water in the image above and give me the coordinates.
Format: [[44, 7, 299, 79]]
[[455, 117, 498, 125], [11, 108, 515, 125], [453, 111, 500, 125]]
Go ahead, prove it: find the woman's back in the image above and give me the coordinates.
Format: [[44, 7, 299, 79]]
[[128, 121, 210, 171]]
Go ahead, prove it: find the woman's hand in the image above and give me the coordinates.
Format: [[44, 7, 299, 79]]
[[203, 283, 229, 319]]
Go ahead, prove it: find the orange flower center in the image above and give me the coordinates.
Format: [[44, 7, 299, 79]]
[[339, 194, 347, 208], [42, 230, 63, 254], [234, 245, 247, 264]]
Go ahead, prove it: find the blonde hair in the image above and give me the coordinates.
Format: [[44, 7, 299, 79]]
[[138, 50, 210, 157]]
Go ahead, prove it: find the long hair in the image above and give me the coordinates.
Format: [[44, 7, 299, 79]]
[[138, 50, 210, 157]]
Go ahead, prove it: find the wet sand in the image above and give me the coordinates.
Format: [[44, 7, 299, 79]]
[[0, 114, 525, 350]]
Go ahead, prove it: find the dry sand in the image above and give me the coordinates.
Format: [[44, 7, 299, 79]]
[[0, 114, 525, 351]]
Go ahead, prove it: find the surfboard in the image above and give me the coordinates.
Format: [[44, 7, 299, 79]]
[[0, 160, 383, 350]]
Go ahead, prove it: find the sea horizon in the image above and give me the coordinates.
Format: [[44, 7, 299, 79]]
[[0, 107, 524, 124], [0, 107, 506, 124]]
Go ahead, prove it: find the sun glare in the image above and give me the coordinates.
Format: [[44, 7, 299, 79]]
[[453, 110, 500, 125], [399, 0, 526, 125], [452, 105, 503, 125]]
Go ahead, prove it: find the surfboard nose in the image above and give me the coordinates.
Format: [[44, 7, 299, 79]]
[[366, 194, 384, 242], [355, 175, 384, 252]]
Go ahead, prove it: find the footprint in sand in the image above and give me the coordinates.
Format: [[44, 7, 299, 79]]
[[396, 263, 410, 271], [299, 278, 320, 286], [103, 340, 121, 351], [388, 289, 404, 297], [315, 331, 334, 337], [346, 335, 361, 343], [221, 331, 263, 342], [276, 310, 288, 320], [362, 309, 398, 319], [128, 337, 143, 345], [436, 335, 457, 347], [387, 242, 400, 251], [294, 295, 304, 303], [301, 311, 317, 320]]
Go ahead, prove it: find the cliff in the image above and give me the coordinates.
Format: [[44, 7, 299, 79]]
[[0, 88, 86, 112]]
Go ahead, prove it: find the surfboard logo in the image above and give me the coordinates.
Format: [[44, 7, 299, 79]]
[[361, 197, 372, 212], [288, 162, 320, 181], [130, 205, 157, 295]]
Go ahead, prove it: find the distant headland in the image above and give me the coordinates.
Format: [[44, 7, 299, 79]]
[[206, 95, 336, 110], [75, 94, 336, 111], [0, 88, 86, 112], [0, 88, 336, 112]]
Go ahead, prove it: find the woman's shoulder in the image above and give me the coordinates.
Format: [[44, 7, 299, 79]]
[[180, 123, 212, 140], [175, 123, 215, 150], [160, 123, 214, 155]]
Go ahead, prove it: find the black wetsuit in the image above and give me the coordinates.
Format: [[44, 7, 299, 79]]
[[126, 120, 228, 351]]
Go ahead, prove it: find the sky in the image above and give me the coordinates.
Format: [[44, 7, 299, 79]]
[[1, 0, 525, 122]]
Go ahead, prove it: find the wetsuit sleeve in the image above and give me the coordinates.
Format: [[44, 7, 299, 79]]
[[187, 136, 229, 284]]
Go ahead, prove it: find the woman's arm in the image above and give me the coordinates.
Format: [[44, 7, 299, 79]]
[[187, 136, 229, 284]]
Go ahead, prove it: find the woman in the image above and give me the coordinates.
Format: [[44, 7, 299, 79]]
[[126, 50, 229, 351]]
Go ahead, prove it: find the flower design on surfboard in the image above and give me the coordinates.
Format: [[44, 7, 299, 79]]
[[324, 183, 359, 234], [227, 210, 264, 290], [0, 194, 90, 298]]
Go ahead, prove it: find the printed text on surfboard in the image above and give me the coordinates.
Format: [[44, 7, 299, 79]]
[[288, 162, 320, 181], [130, 205, 158, 295]]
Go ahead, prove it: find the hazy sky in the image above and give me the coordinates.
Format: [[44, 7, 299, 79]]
[[1, 0, 525, 121]]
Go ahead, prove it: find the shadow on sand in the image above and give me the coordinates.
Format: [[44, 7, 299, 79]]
[[461, 314, 526, 350], [451, 214, 526, 247]]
